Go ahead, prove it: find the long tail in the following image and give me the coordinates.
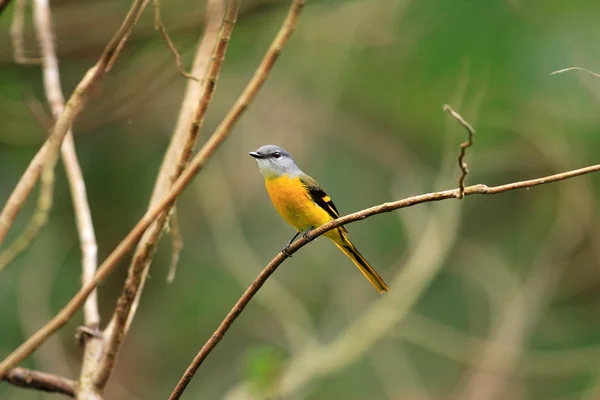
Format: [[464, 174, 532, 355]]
[[333, 234, 389, 294]]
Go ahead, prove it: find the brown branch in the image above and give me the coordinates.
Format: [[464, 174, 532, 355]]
[[0, 0, 149, 247], [0, 0, 302, 379], [154, 0, 199, 81], [10, 0, 42, 64], [0, 154, 56, 272], [93, 0, 239, 390], [119, 0, 226, 334], [551, 67, 600, 80], [30, 0, 101, 397], [2, 367, 77, 397], [443, 104, 474, 198], [168, 162, 600, 400]]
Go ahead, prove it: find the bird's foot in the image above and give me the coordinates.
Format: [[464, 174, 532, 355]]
[[281, 244, 293, 257], [302, 228, 314, 242]]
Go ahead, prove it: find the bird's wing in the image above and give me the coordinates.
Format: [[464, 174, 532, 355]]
[[300, 174, 348, 233]]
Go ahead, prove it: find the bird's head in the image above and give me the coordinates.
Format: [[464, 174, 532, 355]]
[[249, 145, 299, 179]]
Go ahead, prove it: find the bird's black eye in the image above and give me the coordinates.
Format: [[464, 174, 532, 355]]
[[272, 152, 281, 159]]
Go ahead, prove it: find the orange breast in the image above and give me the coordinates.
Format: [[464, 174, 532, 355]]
[[265, 175, 334, 232]]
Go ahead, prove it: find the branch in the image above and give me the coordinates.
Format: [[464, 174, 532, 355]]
[[1, 0, 302, 378], [551, 67, 600, 79], [10, 0, 42, 65], [0, 155, 56, 272], [0, 0, 149, 247], [166, 209, 183, 283], [30, 0, 101, 397], [443, 104, 474, 198], [93, 0, 239, 390], [168, 162, 600, 400], [2, 367, 77, 397], [154, 0, 199, 81]]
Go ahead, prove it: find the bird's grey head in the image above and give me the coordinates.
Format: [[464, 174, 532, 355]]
[[249, 145, 300, 179]]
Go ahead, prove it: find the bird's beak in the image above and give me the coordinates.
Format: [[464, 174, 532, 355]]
[[249, 152, 263, 159]]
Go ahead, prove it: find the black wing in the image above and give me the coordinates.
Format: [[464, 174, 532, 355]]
[[300, 175, 348, 233]]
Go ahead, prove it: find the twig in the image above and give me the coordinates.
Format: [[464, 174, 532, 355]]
[[120, 0, 226, 333], [31, 0, 100, 397], [0, 154, 56, 272], [0, 0, 13, 15], [2, 367, 77, 397], [154, 0, 199, 81], [168, 162, 600, 400], [93, 0, 239, 389], [0, 0, 302, 384], [166, 209, 183, 283], [9, 0, 42, 64], [443, 104, 474, 198], [0, 0, 149, 247], [551, 67, 600, 80]]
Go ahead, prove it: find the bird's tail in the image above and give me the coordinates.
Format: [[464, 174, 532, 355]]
[[333, 233, 389, 294]]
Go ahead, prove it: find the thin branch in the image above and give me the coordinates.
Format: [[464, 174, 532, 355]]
[[443, 104, 474, 198], [0, 155, 56, 272], [31, 0, 100, 397], [93, 0, 239, 389], [2, 367, 77, 397], [1, 0, 297, 378], [166, 209, 183, 283], [551, 67, 600, 79], [154, 0, 199, 81], [119, 0, 226, 334], [168, 162, 600, 400], [0, 0, 149, 247], [10, 0, 42, 64], [31, 0, 100, 330]]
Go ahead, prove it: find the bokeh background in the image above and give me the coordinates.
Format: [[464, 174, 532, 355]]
[[2, 0, 600, 399]]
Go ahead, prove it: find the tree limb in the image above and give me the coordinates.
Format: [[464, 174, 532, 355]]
[[2, 367, 77, 397], [29, 0, 102, 397], [93, 0, 238, 390], [0, 0, 149, 247], [168, 162, 600, 400]]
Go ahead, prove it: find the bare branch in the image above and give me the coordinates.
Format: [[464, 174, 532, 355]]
[[166, 209, 183, 283], [10, 0, 42, 64], [2, 0, 296, 378], [93, 0, 239, 389], [168, 162, 600, 400], [2, 367, 77, 397], [119, 0, 226, 334], [443, 104, 475, 198], [0, 155, 56, 272], [551, 67, 600, 79], [29, 0, 101, 397], [154, 0, 199, 81], [0, 0, 149, 247]]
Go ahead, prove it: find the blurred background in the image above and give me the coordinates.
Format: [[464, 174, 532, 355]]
[[2, 0, 600, 399]]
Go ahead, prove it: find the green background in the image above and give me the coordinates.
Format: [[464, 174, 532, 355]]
[[2, 0, 600, 399]]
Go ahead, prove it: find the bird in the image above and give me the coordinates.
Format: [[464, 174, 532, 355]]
[[249, 144, 389, 293]]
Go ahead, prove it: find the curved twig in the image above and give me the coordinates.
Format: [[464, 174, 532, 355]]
[[167, 162, 600, 399], [443, 104, 475, 198]]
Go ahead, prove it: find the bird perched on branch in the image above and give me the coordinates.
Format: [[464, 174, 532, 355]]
[[249, 144, 389, 293]]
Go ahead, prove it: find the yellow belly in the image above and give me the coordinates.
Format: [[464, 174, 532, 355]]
[[265, 175, 334, 234]]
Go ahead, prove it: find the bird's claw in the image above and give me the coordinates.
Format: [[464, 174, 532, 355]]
[[302, 228, 314, 242], [281, 245, 293, 257]]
